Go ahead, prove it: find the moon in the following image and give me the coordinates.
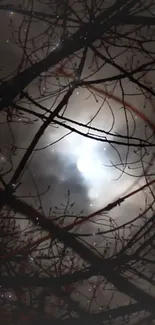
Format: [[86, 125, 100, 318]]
[[77, 155, 92, 174], [77, 154, 102, 179]]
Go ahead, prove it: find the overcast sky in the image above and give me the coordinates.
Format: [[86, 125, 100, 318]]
[[0, 3, 155, 322]]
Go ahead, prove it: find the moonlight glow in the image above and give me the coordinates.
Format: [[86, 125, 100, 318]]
[[77, 154, 102, 179]]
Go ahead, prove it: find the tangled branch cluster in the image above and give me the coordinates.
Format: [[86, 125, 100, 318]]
[[0, 0, 155, 324]]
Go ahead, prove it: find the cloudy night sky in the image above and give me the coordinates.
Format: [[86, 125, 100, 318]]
[[0, 1, 155, 324]]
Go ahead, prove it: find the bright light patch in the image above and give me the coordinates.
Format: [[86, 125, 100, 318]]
[[77, 154, 102, 179], [77, 155, 92, 174]]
